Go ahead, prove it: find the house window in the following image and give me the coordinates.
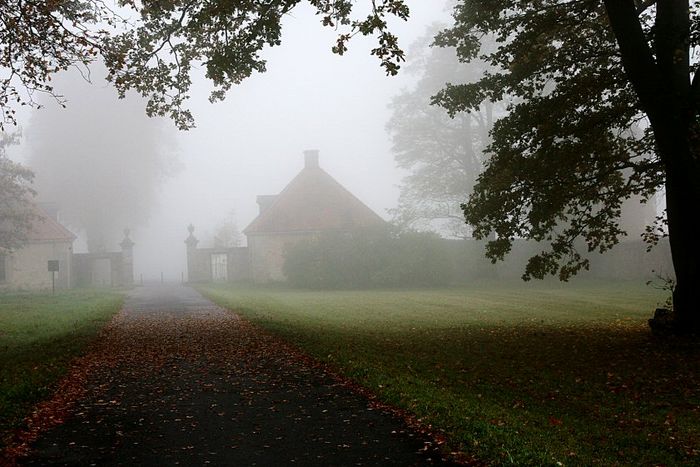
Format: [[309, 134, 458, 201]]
[[0, 255, 6, 283]]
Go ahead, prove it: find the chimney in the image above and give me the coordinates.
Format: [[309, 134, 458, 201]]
[[256, 195, 277, 214], [304, 149, 319, 169]]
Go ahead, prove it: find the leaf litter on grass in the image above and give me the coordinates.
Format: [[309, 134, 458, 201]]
[[197, 284, 700, 465]]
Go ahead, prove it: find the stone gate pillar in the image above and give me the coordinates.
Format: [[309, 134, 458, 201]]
[[185, 224, 199, 282], [120, 228, 135, 287]]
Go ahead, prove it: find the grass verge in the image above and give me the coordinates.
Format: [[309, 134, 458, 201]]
[[0, 289, 123, 446], [199, 280, 700, 465]]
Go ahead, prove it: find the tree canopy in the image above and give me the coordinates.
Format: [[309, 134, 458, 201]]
[[387, 29, 493, 238], [0, 0, 108, 127], [434, 0, 699, 332], [3, 0, 698, 333], [212, 210, 243, 249], [0, 131, 35, 253], [1, 0, 409, 130]]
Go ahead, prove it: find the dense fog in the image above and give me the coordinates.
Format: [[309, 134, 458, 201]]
[[2, 1, 663, 283], [26, 64, 179, 254], [1, 3, 695, 466], [6, 2, 451, 281]]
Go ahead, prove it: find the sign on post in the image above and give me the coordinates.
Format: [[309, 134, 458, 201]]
[[48, 260, 59, 293]]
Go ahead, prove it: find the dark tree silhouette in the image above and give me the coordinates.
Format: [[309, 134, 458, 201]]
[[1, 0, 409, 130], [433, 0, 699, 334]]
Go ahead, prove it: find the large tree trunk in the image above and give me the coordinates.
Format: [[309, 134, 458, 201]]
[[655, 119, 700, 334], [651, 0, 698, 334], [605, 0, 698, 335]]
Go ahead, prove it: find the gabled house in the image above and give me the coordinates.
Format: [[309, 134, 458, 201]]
[[0, 206, 75, 290], [243, 150, 386, 282]]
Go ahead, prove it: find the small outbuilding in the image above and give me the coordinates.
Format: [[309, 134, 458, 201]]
[[0, 206, 75, 290]]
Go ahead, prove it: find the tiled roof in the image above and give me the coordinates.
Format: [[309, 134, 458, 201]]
[[244, 164, 385, 235], [27, 206, 76, 243]]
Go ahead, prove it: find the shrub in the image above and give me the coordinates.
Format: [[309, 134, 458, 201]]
[[283, 229, 455, 289]]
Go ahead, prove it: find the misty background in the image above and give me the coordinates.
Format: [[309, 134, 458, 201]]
[[6, 2, 451, 281]]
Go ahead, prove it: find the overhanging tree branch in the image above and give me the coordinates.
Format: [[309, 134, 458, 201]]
[[603, 0, 663, 118]]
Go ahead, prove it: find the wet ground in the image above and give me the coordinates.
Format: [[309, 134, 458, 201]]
[[20, 285, 448, 466]]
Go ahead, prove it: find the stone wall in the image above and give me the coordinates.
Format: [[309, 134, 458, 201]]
[[446, 238, 674, 282], [72, 252, 126, 287], [247, 235, 673, 285], [71, 231, 134, 288]]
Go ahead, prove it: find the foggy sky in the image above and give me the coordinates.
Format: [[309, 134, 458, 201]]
[[26, 64, 178, 254], [133, 2, 451, 281], [7, 2, 451, 281]]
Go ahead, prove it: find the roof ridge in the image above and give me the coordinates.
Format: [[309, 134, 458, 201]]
[[243, 164, 384, 235], [27, 205, 77, 242]]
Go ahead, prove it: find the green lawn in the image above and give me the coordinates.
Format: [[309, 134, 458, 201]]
[[0, 289, 123, 443], [199, 280, 700, 466]]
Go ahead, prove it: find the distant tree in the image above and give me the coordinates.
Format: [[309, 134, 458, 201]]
[[0, 131, 35, 253], [213, 211, 243, 248], [27, 67, 177, 253], [1, 0, 409, 130], [433, 1, 699, 333], [387, 29, 494, 238]]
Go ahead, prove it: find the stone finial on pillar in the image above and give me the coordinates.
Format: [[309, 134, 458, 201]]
[[185, 224, 199, 250], [120, 228, 135, 250]]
